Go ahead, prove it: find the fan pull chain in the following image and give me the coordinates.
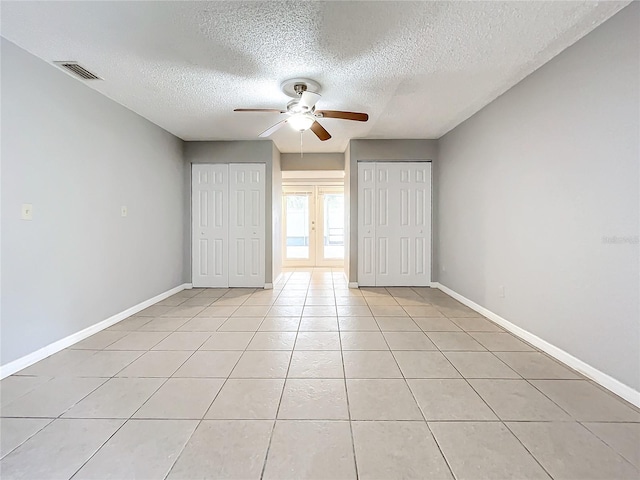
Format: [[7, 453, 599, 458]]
[[300, 131, 303, 158]]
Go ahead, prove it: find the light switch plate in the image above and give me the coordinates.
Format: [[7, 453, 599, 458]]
[[121, 206, 128, 217], [21, 203, 33, 220]]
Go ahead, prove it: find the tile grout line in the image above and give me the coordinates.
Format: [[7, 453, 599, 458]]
[[164, 289, 268, 480], [337, 272, 360, 480], [259, 273, 306, 480], [5, 416, 609, 422], [0, 417, 55, 461], [501, 421, 556, 479], [409, 283, 560, 478], [408, 328, 482, 479], [473, 346, 592, 423], [65, 361, 176, 477], [382, 318, 458, 480], [577, 421, 640, 469], [426, 300, 616, 425], [430, 323, 556, 480], [66, 288, 251, 479], [67, 418, 129, 480], [164, 317, 266, 479], [66, 301, 221, 480]]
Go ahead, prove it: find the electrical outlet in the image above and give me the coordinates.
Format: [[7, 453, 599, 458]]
[[121, 206, 128, 217], [498, 285, 505, 298], [21, 203, 33, 220]]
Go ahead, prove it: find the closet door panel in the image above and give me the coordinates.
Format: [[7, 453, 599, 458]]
[[357, 162, 377, 287], [374, 163, 400, 286], [229, 163, 266, 287], [192, 164, 229, 287]]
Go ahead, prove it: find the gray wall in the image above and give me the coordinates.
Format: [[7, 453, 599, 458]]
[[281, 153, 344, 171], [1, 39, 186, 365], [437, 4, 640, 390], [348, 139, 439, 283], [183, 140, 275, 284]]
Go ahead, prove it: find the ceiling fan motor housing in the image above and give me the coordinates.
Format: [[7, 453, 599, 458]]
[[287, 99, 314, 114]]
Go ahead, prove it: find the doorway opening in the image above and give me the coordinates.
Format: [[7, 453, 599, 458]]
[[283, 185, 344, 268]]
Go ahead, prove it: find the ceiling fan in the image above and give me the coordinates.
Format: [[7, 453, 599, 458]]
[[234, 78, 368, 141]]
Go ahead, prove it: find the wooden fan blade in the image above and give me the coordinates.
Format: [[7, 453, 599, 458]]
[[310, 121, 331, 141], [234, 108, 286, 113], [259, 119, 288, 138], [316, 110, 369, 122]]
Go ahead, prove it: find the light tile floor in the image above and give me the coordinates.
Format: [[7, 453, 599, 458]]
[[1, 268, 639, 479]]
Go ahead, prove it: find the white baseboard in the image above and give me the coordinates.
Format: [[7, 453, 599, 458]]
[[184, 283, 193, 289], [269, 273, 284, 289], [0, 283, 190, 379], [433, 282, 640, 408], [348, 282, 359, 289]]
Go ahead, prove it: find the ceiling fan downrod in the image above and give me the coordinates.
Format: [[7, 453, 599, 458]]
[[293, 83, 307, 96]]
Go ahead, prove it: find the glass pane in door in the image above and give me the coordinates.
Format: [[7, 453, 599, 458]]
[[323, 193, 344, 259], [285, 195, 310, 259]]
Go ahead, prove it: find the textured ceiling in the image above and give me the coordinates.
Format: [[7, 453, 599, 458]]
[[0, 1, 629, 153]]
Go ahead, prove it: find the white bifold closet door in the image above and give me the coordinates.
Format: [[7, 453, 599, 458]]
[[358, 162, 431, 287], [192, 163, 265, 288]]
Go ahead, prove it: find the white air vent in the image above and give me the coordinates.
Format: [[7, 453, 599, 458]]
[[53, 61, 101, 80]]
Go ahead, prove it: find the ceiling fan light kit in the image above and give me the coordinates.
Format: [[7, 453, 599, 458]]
[[288, 113, 315, 132], [234, 77, 369, 142]]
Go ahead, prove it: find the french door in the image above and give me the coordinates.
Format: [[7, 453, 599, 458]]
[[283, 186, 344, 267], [192, 163, 266, 288]]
